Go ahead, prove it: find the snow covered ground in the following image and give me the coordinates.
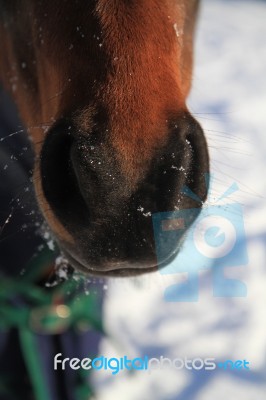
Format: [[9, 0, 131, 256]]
[[93, 1, 266, 399]]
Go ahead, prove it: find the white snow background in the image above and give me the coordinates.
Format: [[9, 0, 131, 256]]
[[93, 1, 266, 399]]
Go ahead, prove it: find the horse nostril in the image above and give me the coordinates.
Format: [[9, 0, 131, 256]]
[[166, 112, 209, 206], [182, 114, 209, 202], [40, 121, 90, 225], [130, 112, 209, 215]]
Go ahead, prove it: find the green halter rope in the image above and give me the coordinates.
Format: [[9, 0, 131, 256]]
[[0, 247, 104, 400]]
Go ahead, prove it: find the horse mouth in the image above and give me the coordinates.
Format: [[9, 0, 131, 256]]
[[60, 247, 159, 277], [57, 223, 187, 277]]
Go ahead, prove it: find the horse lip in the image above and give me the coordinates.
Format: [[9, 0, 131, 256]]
[[58, 235, 184, 277], [60, 247, 159, 277]]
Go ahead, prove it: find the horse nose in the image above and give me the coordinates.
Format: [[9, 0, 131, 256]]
[[39, 111, 209, 274]]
